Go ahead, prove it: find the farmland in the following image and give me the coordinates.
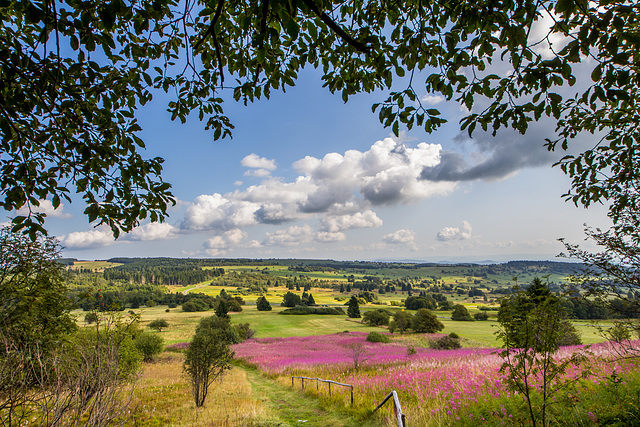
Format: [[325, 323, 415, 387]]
[[62, 258, 640, 426]]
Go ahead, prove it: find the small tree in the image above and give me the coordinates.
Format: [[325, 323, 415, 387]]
[[215, 299, 230, 319], [281, 291, 301, 307], [497, 281, 588, 427], [148, 319, 169, 332], [256, 296, 272, 311], [362, 309, 390, 326], [344, 342, 370, 372], [451, 304, 474, 321], [394, 310, 412, 334], [183, 316, 236, 407], [347, 296, 361, 318], [135, 332, 164, 362], [411, 309, 444, 333]]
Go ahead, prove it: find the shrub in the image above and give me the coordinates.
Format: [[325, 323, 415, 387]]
[[234, 323, 256, 341], [474, 311, 489, 321], [280, 306, 345, 315], [429, 335, 461, 350], [256, 296, 272, 311], [388, 320, 397, 334], [148, 318, 169, 332], [84, 312, 99, 324], [451, 304, 474, 321], [366, 332, 391, 343], [182, 299, 209, 312], [411, 308, 444, 333], [184, 316, 236, 407], [362, 309, 390, 326], [135, 332, 164, 362]]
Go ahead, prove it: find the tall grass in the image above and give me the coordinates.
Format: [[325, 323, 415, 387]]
[[129, 353, 277, 426]]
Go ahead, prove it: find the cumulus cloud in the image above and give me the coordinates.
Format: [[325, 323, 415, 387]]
[[263, 225, 314, 246], [62, 227, 114, 249], [421, 94, 445, 105], [16, 200, 72, 219], [420, 126, 556, 182], [320, 210, 383, 232], [182, 194, 259, 230], [242, 154, 276, 170], [127, 222, 177, 241], [203, 229, 249, 256], [182, 138, 457, 233], [436, 220, 473, 241], [383, 229, 416, 244], [315, 231, 346, 242]]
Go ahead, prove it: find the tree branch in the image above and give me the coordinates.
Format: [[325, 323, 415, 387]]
[[300, 0, 369, 54], [194, 0, 225, 51]]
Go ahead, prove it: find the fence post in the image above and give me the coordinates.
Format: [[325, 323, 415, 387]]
[[302, 378, 305, 389], [317, 378, 319, 390], [350, 386, 354, 406], [292, 377, 294, 387], [328, 382, 331, 397]]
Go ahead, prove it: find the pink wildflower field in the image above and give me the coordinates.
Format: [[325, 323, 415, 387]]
[[233, 332, 640, 425]]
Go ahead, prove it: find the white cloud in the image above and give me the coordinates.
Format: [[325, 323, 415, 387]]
[[16, 200, 72, 219], [436, 220, 473, 241], [421, 94, 445, 105], [182, 194, 259, 230], [182, 138, 457, 236], [315, 231, 346, 242], [241, 154, 277, 170], [244, 168, 272, 177], [320, 210, 383, 232], [127, 222, 177, 241], [263, 225, 314, 246], [383, 229, 416, 244], [62, 227, 114, 249], [203, 229, 249, 256]]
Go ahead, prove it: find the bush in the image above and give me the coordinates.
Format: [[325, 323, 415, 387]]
[[234, 323, 256, 341], [474, 311, 489, 321], [182, 299, 209, 312], [135, 332, 164, 362], [429, 335, 462, 350], [184, 316, 236, 407], [148, 318, 169, 332], [451, 304, 474, 321], [256, 296, 272, 311], [366, 332, 391, 343], [280, 306, 345, 315], [84, 312, 99, 324], [362, 309, 390, 326], [411, 308, 444, 333]]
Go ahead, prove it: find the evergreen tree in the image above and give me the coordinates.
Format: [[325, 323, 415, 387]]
[[347, 296, 361, 318], [256, 296, 272, 311]]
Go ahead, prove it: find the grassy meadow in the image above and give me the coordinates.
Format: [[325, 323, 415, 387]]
[[68, 260, 626, 426]]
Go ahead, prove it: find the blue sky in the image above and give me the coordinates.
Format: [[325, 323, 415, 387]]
[[9, 66, 611, 262]]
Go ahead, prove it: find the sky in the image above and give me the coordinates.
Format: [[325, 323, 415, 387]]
[[6, 51, 612, 263]]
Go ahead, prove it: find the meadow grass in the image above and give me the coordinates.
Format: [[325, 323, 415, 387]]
[[129, 353, 279, 427]]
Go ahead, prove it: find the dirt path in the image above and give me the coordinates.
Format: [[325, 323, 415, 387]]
[[243, 367, 380, 427]]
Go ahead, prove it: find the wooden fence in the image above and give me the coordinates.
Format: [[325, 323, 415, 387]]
[[291, 376, 354, 406], [374, 390, 406, 427]]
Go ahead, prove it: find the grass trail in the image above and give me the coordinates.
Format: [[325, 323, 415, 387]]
[[243, 367, 382, 427]]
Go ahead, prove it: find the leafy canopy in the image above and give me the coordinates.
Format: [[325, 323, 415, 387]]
[[2, 0, 636, 236]]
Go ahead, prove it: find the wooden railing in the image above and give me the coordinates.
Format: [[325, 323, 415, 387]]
[[291, 376, 354, 406], [374, 390, 406, 427]]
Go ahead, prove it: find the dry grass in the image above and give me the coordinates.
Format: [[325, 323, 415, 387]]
[[129, 353, 277, 426]]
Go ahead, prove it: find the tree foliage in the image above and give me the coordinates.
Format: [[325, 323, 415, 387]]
[[411, 308, 443, 333], [183, 316, 235, 408], [0, 226, 75, 359], [497, 278, 585, 426], [451, 304, 474, 321], [256, 295, 272, 311], [3, 0, 635, 239], [347, 295, 360, 318]]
